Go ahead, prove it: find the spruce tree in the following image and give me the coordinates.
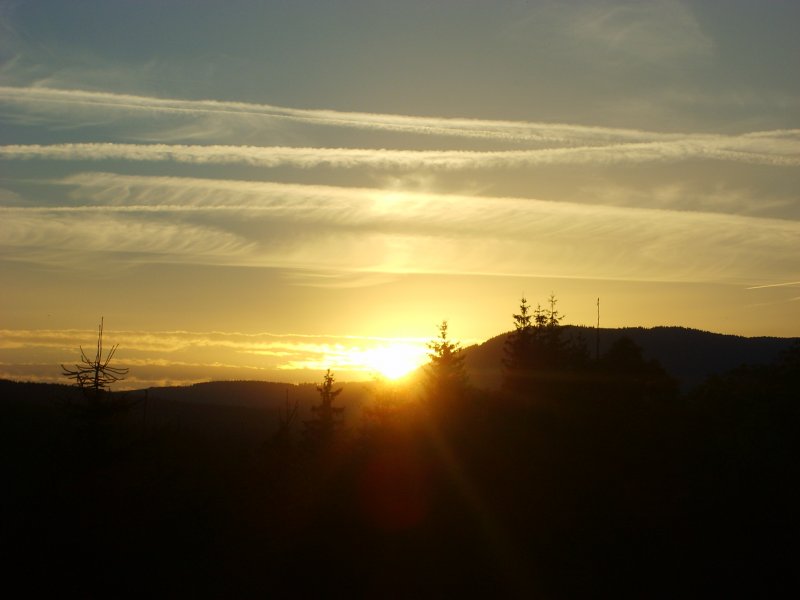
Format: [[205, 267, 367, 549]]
[[304, 369, 345, 443], [502, 294, 585, 400], [503, 297, 536, 393], [542, 292, 565, 356], [425, 321, 469, 404]]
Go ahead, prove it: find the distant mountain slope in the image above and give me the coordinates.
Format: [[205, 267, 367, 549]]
[[4, 327, 795, 415], [144, 380, 365, 436], [463, 326, 799, 391], [0, 378, 374, 445], [147, 379, 371, 415], [149, 380, 312, 408]]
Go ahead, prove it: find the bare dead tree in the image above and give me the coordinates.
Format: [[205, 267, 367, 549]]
[[61, 317, 130, 414]]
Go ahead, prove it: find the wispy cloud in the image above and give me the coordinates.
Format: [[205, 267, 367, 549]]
[[0, 85, 691, 144], [573, 182, 799, 218], [3, 172, 798, 285], [508, 0, 714, 65], [0, 328, 428, 353], [568, 0, 714, 65], [2, 136, 799, 168], [746, 281, 800, 290], [0, 204, 252, 264]]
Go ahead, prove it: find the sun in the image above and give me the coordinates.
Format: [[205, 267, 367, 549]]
[[360, 343, 427, 380]]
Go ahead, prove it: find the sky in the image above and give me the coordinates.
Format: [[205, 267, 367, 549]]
[[1, 0, 798, 388]]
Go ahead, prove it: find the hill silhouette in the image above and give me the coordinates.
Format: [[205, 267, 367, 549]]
[[463, 325, 798, 391], [2, 326, 798, 596], [146, 379, 374, 435], [146, 379, 371, 415]]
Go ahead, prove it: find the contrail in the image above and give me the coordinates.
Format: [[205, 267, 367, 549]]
[[746, 281, 800, 290], [1, 140, 798, 168]]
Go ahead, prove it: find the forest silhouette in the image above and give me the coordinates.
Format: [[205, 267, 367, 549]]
[[2, 298, 798, 597]]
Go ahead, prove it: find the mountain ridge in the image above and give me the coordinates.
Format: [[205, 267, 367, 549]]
[[3, 326, 796, 408], [462, 325, 798, 391]]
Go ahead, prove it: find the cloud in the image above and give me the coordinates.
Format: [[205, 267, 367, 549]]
[[4, 87, 798, 168], [0, 187, 22, 202], [508, 0, 713, 69], [746, 281, 800, 290], [3, 172, 798, 285], [0, 328, 426, 353], [573, 182, 799, 218], [568, 0, 714, 65], [0, 327, 433, 388], [0, 85, 686, 145], [0, 203, 254, 266], [2, 136, 799, 169], [282, 270, 400, 289]]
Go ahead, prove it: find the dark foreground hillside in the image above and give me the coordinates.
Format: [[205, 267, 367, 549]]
[[464, 326, 799, 391], [2, 345, 798, 598]]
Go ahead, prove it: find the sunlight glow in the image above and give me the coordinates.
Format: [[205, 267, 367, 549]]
[[270, 339, 429, 380], [356, 343, 428, 379]]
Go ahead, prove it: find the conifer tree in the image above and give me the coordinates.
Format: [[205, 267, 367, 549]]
[[425, 321, 469, 403], [503, 297, 536, 393], [502, 294, 586, 398], [542, 292, 565, 354], [304, 369, 345, 443]]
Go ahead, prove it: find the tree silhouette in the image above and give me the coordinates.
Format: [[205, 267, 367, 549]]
[[503, 297, 536, 394], [304, 369, 345, 443], [503, 295, 569, 391], [541, 292, 565, 355], [425, 321, 469, 404], [61, 317, 131, 417], [597, 336, 676, 401], [501, 294, 592, 401]]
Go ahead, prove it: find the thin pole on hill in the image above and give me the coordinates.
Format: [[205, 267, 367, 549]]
[[596, 298, 600, 362], [141, 388, 148, 432]]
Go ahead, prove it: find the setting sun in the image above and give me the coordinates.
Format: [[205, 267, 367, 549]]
[[358, 344, 428, 380]]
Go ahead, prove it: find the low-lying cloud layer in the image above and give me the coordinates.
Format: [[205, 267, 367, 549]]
[[0, 328, 432, 388]]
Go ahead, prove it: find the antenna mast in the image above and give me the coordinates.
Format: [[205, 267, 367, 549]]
[[595, 297, 600, 361]]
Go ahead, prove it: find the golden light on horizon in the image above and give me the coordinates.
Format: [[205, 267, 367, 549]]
[[356, 343, 428, 380], [271, 339, 429, 381], [1, 1, 799, 394]]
